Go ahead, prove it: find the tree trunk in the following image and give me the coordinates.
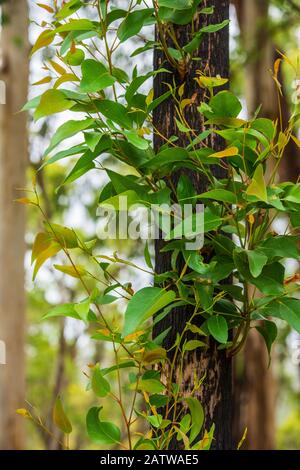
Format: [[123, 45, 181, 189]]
[[232, 0, 277, 450], [232, 0, 300, 181], [153, 0, 233, 449], [0, 0, 29, 450], [233, 329, 276, 450]]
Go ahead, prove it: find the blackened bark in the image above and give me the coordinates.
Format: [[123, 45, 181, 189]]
[[153, 0, 233, 450]]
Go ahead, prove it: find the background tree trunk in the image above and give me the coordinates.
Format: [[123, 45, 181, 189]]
[[232, 0, 278, 450], [153, 0, 233, 449], [0, 0, 29, 450]]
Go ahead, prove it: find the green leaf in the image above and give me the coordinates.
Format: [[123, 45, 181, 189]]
[[86, 407, 121, 445], [55, 19, 96, 33], [158, 0, 194, 9], [194, 189, 237, 204], [99, 190, 141, 211], [124, 131, 149, 150], [258, 236, 300, 260], [96, 99, 133, 129], [175, 118, 191, 132], [106, 170, 144, 195], [185, 397, 204, 444], [166, 207, 222, 240], [183, 340, 206, 351], [53, 396, 72, 434], [146, 414, 163, 428], [136, 379, 165, 394], [258, 298, 300, 334], [34, 90, 75, 120], [84, 132, 102, 152], [22, 94, 42, 111], [158, 1, 202, 25], [234, 250, 285, 295], [207, 316, 228, 344], [117, 9, 154, 42], [246, 250, 268, 278], [74, 297, 91, 321], [123, 287, 176, 336], [177, 174, 197, 204], [283, 184, 300, 204], [62, 151, 95, 185], [246, 164, 268, 203], [251, 118, 275, 141], [60, 30, 97, 55], [256, 321, 277, 363], [65, 48, 85, 66], [141, 147, 189, 171], [44, 118, 94, 156], [41, 144, 86, 168], [91, 367, 111, 397], [144, 241, 153, 270], [44, 222, 78, 248], [43, 303, 81, 321], [94, 294, 118, 305], [80, 59, 116, 93], [206, 91, 242, 118], [200, 20, 230, 33], [106, 9, 127, 26], [56, 0, 82, 19]]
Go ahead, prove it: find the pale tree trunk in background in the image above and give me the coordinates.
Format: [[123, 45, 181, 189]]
[[0, 0, 29, 449], [233, 0, 300, 445], [232, 0, 277, 450], [233, 0, 300, 180]]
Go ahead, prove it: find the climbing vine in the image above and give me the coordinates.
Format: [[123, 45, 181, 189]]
[[19, 0, 300, 450]]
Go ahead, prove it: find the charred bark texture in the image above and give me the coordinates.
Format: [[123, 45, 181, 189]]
[[153, 0, 233, 450]]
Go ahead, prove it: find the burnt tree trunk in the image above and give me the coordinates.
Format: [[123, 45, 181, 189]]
[[153, 0, 233, 450]]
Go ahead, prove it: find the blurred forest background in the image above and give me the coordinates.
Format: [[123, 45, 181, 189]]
[[0, 0, 300, 450]]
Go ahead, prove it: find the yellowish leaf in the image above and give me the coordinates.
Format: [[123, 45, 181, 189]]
[[50, 59, 66, 76], [178, 83, 185, 98], [142, 347, 166, 364], [197, 430, 210, 449], [146, 88, 154, 106], [37, 3, 54, 13], [180, 98, 192, 109], [291, 134, 300, 148], [16, 408, 31, 418], [32, 232, 52, 264], [15, 197, 37, 206], [53, 396, 72, 434], [124, 330, 144, 343], [33, 242, 61, 280], [246, 164, 268, 203], [31, 30, 55, 56], [247, 214, 255, 225], [32, 76, 52, 86], [54, 73, 79, 89], [196, 76, 228, 88], [96, 329, 111, 337], [54, 264, 86, 278], [237, 427, 248, 450], [209, 146, 239, 158]]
